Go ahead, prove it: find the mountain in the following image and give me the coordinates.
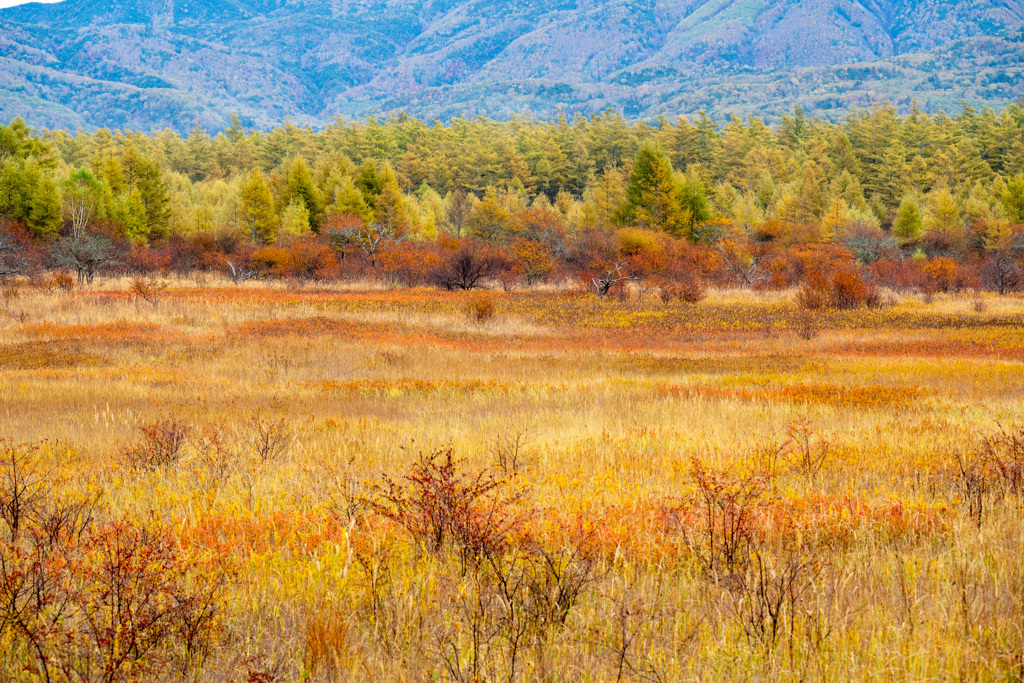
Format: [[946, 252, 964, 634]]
[[0, 0, 1022, 131]]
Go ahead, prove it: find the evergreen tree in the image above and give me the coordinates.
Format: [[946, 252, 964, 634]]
[[1001, 174, 1024, 223], [923, 190, 963, 249], [373, 179, 407, 238], [625, 144, 687, 237], [332, 176, 373, 224], [285, 157, 322, 230], [280, 198, 312, 237], [467, 195, 511, 244], [241, 169, 276, 243], [135, 157, 172, 239], [676, 173, 713, 238], [27, 174, 62, 238], [115, 188, 149, 243], [893, 195, 923, 244]]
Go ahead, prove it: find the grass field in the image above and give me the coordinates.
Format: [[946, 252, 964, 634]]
[[1, 278, 1023, 682]]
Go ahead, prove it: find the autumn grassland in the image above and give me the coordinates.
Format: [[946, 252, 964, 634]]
[[1, 279, 1023, 681]]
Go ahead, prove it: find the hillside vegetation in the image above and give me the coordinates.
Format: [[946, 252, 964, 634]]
[[2, 104, 1023, 298], [0, 0, 1022, 129]]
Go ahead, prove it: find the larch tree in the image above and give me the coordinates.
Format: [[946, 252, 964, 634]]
[[625, 143, 688, 237], [285, 157, 322, 231], [923, 189, 964, 249], [892, 195, 924, 244], [27, 174, 62, 238], [241, 169, 277, 243]]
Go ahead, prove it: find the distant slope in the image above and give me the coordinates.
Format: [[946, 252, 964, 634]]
[[0, 0, 1022, 131]]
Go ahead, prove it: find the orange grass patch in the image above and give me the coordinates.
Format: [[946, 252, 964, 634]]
[[656, 382, 931, 409], [25, 320, 180, 343], [307, 378, 529, 397], [180, 511, 352, 557], [0, 341, 105, 369]]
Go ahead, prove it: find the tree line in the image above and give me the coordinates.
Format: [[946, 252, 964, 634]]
[[1, 102, 1023, 294]]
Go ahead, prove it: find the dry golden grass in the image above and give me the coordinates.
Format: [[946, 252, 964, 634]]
[[0, 280, 1022, 681]]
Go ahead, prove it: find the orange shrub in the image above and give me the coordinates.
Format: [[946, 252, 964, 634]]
[[379, 244, 444, 287], [796, 267, 878, 310], [250, 245, 294, 279]]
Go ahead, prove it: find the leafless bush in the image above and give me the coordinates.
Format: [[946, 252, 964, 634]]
[[0, 439, 225, 682], [592, 262, 630, 297], [492, 427, 532, 478], [599, 586, 679, 683], [731, 548, 827, 656], [657, 275, 707, 304], [367, 448, 527, 565], [793, 309, 820, 340], [949, 449, 994, 528], [122, 420, 191, 469], [191, 424, 240, 485], [981, 423, 1024, 500], [671, 457, 770, 578], [130, 276, 169, 308], [436, 531, 598, 682], [246, 415, 292, 464], [785, 419, 831, 484]]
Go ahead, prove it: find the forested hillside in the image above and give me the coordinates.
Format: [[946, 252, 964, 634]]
[[1, 104, 1023, 297], [0, 0, 1022, 130]]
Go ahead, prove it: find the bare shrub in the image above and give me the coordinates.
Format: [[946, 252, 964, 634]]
[[658, 275, 707, 304], [492, 427, 532, 478], [367, 448, 527, 564], [191, 424, 240, 485], [0, 439, 51, 541], [591, 262, 630, 298], [53, 270, 76, 294], [793, 309, 820, 340], [796, 269, 878, 310], [949, 449, 994, 528], [785, 419, 831, 484], [122, 420, 191, 469], [130, 276, 169, 308], [731, 548, 827, 655], [0, 439, 225, 682], [672, 457, 769, 578], [981, 423, 1024, 499], [432, 244, 494, 291], [246, 415, 292, 464], [436, 531, 598, 682]]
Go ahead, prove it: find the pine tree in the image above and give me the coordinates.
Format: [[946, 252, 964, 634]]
[[27, 174, 62, 238], [1001, 175, 1024, 223], [135, 157, 172, 240], [241, 169, 276, 243], [625, 144, 687, 237], [373, 179, 408, 238], [115, 188, 149, 243], [280, 198, 312, 237], [676, 173, 713, 239], [923, 190, 963, 249], [467, 195, 511, 244], [184, 123, 215, 182], [285, 157, 322, 230], [893, 196, 923, 244], [331, 176, 373, 223]]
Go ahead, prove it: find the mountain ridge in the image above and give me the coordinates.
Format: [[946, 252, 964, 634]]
[[1, 0, 1022, 131]]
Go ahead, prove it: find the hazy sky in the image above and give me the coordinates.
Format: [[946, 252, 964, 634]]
[[0, 0, 62, 7]]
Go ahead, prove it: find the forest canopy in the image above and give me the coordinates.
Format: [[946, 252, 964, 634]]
[[1, 103, 1023, 293]]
